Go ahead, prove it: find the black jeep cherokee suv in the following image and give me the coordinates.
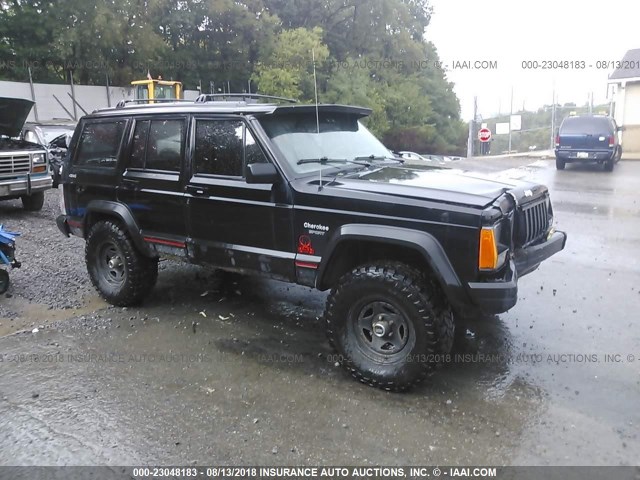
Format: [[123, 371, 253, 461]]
[[57, 96, 567, 391]]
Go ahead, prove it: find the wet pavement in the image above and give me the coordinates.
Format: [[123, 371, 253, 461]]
[[0, 159, 639, 466]]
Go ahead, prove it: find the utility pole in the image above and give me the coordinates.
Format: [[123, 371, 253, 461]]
[[69, 70, 78, 121], [467, 96, 477, 158], [105, 73, 111, 108], [608, 85, 615, 117], [550, 86, 556, 150], [27, 67, 39, 122], [508, 87, 513, 153]]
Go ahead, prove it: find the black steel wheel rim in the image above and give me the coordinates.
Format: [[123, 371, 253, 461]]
[[97, 241, 126, 287], [350, 299, 413, 360]]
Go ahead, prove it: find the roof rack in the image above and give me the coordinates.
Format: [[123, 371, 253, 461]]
[[115, 99, 193, 109], [194, 93, 298, 104]]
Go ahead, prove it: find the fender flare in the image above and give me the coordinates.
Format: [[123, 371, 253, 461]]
[[316, 224, 469, 309], [84, 200, 154, 257]]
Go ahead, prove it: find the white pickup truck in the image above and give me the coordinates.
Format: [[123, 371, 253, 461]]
[[0, 97, 52, 211]]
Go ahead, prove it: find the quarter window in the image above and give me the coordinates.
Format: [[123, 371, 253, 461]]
[[74, 121, 126, 167]]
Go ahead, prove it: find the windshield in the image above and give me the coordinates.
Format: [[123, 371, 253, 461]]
[[560, 117, 612, 135], [155, 84, 177, 99], [258, 112, 391, 175]]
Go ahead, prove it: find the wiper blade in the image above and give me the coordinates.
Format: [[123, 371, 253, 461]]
[[297, 156, 371, 167], [353, 154, 405, 164]]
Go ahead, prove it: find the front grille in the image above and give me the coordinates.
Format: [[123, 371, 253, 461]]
[[0, 155, 31, 176], [518, 198, 549, 246]]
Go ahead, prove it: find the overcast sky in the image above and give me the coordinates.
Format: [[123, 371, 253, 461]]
[[427, 0, 640, 120]]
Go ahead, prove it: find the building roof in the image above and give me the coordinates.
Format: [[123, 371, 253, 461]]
[[609, 48, 640, 80]]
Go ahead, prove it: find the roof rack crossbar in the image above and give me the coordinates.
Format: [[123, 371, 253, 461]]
[[115, 99, 193, 109], [195, 93, 298, 104]]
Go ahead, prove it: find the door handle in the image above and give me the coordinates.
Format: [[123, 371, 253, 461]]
[[120, 178, 140, 191], [186, 186, 206, 196]]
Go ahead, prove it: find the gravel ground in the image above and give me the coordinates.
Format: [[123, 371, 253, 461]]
[[0, 188, 237, 332], [0, 189, 92, 316]]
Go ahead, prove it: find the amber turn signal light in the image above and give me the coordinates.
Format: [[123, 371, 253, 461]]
[[32, 165, 47, 173], [479, 227, 498, 270]]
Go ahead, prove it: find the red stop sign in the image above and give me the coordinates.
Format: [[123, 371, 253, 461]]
[[478, 128, 492, 143]]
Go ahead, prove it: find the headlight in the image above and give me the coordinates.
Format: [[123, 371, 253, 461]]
[[31, 153, 46, 164], [31, 152, 48, 173]]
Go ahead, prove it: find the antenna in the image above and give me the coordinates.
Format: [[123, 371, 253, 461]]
[[312, 48, 323, 191]]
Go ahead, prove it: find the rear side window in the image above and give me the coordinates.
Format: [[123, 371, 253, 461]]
[[194, 120, 268, 177], [560, 117, 612, 135], [127, 119, 184, 172], [74, 120, 126, 168]]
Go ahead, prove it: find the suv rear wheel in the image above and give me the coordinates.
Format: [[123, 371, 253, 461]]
[[555, 157, 566, 170], [21, 192, 45, 211], [86, 220, 158, 306], [604, 156, 615, 172], [325, 262, 454, 391]]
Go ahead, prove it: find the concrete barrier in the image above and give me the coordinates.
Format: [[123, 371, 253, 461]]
[[0, 80, 200, 122]]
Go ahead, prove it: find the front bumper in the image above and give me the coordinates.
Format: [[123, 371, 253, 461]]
[[467, 231, 567, 314], [0, 174, 52, 198]]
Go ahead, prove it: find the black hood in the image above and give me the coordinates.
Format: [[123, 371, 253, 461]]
[[0, 97, 35, 137], [332, 165, 540, 208]]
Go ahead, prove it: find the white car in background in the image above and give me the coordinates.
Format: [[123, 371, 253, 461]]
[[398, 151, 432, 162]]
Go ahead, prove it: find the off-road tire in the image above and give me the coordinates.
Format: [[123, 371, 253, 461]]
[[0, 269, 9, 294], [555, 157, 566, 170], [325, 262, 455, 392], [21, 192, 45, 211], [85, 220, 158, 306]]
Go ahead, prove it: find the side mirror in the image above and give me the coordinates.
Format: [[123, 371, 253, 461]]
[[617, 126, 625, 132], [246, 163, 279, 184]]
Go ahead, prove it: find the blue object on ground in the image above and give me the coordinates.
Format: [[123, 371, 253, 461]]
[[0, 224, 19, 266], [0, 224, 20, 245]]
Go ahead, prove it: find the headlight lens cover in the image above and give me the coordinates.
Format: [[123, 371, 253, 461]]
[[31, 153, 46, 164]]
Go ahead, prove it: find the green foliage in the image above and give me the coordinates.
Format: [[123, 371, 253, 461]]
[[0, 0, 466, 153], [253, 27, 329, 100]]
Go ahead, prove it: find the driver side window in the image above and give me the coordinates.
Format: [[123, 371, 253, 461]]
[[193, 119, 268, 177]]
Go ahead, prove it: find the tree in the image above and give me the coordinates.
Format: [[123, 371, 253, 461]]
[[252, 27, 329, 101], [0, 0, 467, 153]]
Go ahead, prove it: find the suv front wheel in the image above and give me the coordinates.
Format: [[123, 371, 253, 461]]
[[86, 220, 158, 306], [325, 262, 454, 391]]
